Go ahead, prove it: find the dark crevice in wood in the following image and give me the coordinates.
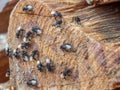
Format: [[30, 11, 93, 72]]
[[17, 12, 51, 17]]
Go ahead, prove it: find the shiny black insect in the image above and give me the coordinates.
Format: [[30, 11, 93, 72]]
[[5, 47, 11, 57], [60, 68, 72, 79], [23, 31, 33, 42], [46, 59, 52, 72], [60, 43, 72, 52], [27, 79, 37, 86], [13, 48, 20, 59], [52, 20, 62, 27], [30, 50, 39, 61], [72, 16, 81, 23], [5, 69, 10, 77], [37, 61, 43, 72], [23, 5, 33, 12], [51, 10, 62, 20], [18, 42, 30, 49], [21, 51, 29, 61], [32, 26, 42, 35], [16, 26, 25, 38]]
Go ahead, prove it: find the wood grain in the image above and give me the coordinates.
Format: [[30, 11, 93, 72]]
[[7, 0, 120, 90]]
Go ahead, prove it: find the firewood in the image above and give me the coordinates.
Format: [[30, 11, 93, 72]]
[[7, 0, 120, 90]]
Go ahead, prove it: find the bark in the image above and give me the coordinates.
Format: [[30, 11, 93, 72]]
[[7, 0, 120, 90], [87, 0, 120, 5], [0, 50, 9, 83], [0, 33, 9, 83], [0, 0, 18, 33]]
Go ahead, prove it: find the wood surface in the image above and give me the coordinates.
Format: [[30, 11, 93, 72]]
[[7, 0, 120, 90], [90, 0, 120, 5]]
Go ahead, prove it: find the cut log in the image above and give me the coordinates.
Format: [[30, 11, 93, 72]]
[[7, 0, 120, 90]]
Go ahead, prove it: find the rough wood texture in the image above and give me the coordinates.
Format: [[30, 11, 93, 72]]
[[90, 0, 120, 5], [7, 0, 120, 90]]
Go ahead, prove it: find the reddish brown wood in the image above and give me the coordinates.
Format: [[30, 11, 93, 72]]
[[0, 50, 9, 83], [0, 0, 18, 33]]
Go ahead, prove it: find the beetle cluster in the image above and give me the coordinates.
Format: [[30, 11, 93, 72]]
[[51, 10, 81, 27], [5, 25, 43, 87], [51, 10, 63, 27], [6, 6, 77, 88], [6, 26, 42, 62], [36, 58, 53, 72]]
